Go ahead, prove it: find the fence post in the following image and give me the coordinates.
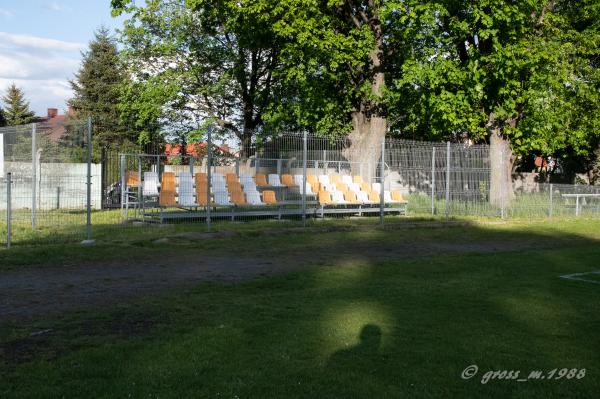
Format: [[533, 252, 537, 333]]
[[431, 146, 436, 215], [84, 117, 93, 242], [31, 123, 37, 229], [500, 146, 506, 220], [445, 141, 450, 220], [6, 172, 11, 249], [302, 131, 307, 227], [549, 183, 553, 219], [206, 125, 212, 232], [120, 154, 126, 218], [139, 155, 144, 222], [380, 139, 385, 226]]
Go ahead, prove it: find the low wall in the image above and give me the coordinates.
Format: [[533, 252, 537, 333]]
[[0, 162, 102, 210]]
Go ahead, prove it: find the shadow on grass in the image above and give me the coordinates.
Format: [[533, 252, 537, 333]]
[[0, 220, 599, 398]]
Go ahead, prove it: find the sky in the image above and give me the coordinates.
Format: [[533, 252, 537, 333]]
[[0, 0, 126, 116]]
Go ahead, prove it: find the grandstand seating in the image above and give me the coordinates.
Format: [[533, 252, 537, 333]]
[[159, 172, 177, 206], [143, 172, 159, 196], [177, 172, 195, 206], [268, 174, 285, 187], [282, 174, 296, 187], [126, 171, 140, 187], [144, 171, 407, 213], [263, 190, 278, 205]]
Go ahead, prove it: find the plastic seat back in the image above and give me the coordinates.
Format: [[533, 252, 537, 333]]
[[178, 173, 195, 206], [336, 182, 349, 193], [356, 191, 369, 204], [318, 191, 332, 206], [348, 182, 361, 193], [231, 190, 247, 206], [195, 187, 210, 206], [330, 175, 341, 185], [255, 173, 269, 187], [226, 173, 238, 184], [332, 190, 346, 204], [228, 181, 242, 193], [268, 174, 283, 186], [391, 190, 406, 203], [369, 191, 380, 203], [384, 191, 393, 203], [282, 174, 295, 187], [353, 175, 364, 184], [143, 172, 159, 196], [263, 190, 278, 205], [318, 175, 330, 185], [342, 175, 353, 185], [246, 191, 264, 205], [159, 172, 177, 206], [372, 182, 381, 193], [214, 191, 231, 206], [195, 173, 207, 186], [360, 182, 371, 193], [126, 171, 140, 187], [344, 191, 359, 204]]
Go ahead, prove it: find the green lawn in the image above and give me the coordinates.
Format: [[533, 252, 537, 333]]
[[1, 220, 599, 398]]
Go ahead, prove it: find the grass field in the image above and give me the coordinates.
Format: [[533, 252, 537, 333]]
[[1, 219, 599, 398]]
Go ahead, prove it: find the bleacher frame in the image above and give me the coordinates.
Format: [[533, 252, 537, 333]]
[[119, 151, 408, 224]]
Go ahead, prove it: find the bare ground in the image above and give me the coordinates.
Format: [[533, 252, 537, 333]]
[[0, 229, 552, 325]]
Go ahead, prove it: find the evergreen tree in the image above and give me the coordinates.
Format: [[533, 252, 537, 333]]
[[69, 27, 133, 149], [0, 106, 6, 127], [1, 83, 35, 126]]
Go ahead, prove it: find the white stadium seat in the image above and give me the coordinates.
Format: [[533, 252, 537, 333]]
[[268, 174, 285, 187], [177, 173, 195, 206], [318, 175, 330, 185], [342, 175, 353, 185], [331, 190, 348, 204], [246, 191, 265, 205], [143, 172, 159, 196], [214, 191, 232, 206]]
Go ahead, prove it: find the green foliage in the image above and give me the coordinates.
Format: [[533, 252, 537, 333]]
[[389, 0, 600, 157], [0, 105, 6, 127], [69, 27, 134, 149], [257, 0, 389, 136], [115, 0, 281, 153], [1, 83, 35, 126]]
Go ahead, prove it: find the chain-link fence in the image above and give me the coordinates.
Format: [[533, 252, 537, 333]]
[[1, 119, 92, 246], [2, 121, 600, 248]]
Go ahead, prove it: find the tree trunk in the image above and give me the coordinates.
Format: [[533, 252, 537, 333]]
[[489, 126, 514, 208], [343, 23, 387, 180], [239, 128, 253, 159], [344, 112, 387, 180]]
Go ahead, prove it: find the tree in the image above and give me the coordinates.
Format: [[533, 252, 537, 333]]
[[257, 0, 394, 175], [0, 106, 6, 127], [69, 27, 133, 149], [389, 0, 600, 204], [1, 83, 35, 126], [112, 0, 282, 157]]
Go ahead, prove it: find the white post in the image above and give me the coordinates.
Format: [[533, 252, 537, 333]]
[[445, 142, 450, 220], [206, 125, 212, 231], [31, 123, 37, 229], [6, 172, 11, 248], [302, 132, 307, 227], [549, 183, 553, 218], [0, 132, 4, 177], [431, 147, 436, 215], [380, 139, 385, 225], [85, 117, 92, 241]]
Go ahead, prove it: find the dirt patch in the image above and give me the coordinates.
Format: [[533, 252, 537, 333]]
[[0, 229, 553, 327]]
